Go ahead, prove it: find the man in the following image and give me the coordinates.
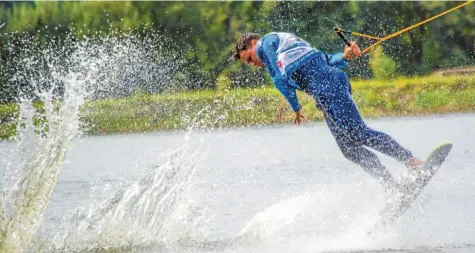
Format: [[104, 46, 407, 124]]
[[232, 32, 424, 191]]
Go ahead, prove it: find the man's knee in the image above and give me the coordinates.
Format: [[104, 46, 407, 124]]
[[339, 144, 382, 170], [336, 140, 397, 188], [339, 145, 363, 164], [341, 123, 372, 145]]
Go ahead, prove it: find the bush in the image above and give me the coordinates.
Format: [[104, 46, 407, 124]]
[[369, 47, 398, 80]]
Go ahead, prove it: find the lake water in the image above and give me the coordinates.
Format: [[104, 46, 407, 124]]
[[1, 113, 475, 253]]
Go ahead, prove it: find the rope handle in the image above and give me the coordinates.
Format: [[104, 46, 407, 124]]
[[334, 27, 351, 47], [335, 0, 474, 56]]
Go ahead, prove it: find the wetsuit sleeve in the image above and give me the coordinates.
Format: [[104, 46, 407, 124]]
[[325, 52, 349, 69], [260, 37, 301, 112]]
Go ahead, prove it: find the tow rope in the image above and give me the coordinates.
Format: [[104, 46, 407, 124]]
[[334, 0, 474, 55]]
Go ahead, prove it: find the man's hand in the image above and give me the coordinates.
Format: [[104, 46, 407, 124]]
[[294, 110, 305, 125], [343, 42, 362, 61]]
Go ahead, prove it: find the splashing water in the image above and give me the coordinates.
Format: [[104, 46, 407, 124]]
[[44, 136, 205, 253], [226, 181, 405, 253], [0, 29, 186, 253], [1, 39, 94, 253]]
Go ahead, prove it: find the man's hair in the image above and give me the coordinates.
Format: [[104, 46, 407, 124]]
[[232, 33, 261, 60]]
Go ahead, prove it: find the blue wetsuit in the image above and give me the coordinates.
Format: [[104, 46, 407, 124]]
[[255, 33, 413, 188]]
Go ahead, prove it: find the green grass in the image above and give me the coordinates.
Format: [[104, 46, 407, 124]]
[[0, 104, 18, 140], [1, 74, 475, 139], [351, 74, 475, 117]]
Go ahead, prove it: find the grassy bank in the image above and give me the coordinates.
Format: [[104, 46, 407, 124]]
[[1, 74, 475, 139]]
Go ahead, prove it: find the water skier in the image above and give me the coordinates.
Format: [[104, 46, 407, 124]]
[[232, 32, 424, 191]]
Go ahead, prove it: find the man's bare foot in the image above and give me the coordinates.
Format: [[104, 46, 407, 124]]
[[406, 157, 424, 169]]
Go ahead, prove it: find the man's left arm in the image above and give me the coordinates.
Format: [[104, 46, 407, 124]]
[[325, 52, 349, 69], [325, 42, 361, 69]]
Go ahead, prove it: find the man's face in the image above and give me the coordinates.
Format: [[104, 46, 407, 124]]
[[239, 39, 264, 67]]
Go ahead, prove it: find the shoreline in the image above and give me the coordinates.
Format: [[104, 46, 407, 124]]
[[1, 74, 474, 140]]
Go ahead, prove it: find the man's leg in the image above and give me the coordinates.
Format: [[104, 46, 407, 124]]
[[325, 114, 399, 189], [317, 69, 417, 167]]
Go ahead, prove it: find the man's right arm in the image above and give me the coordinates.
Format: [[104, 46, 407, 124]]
[[259, 36, 301, 112]]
